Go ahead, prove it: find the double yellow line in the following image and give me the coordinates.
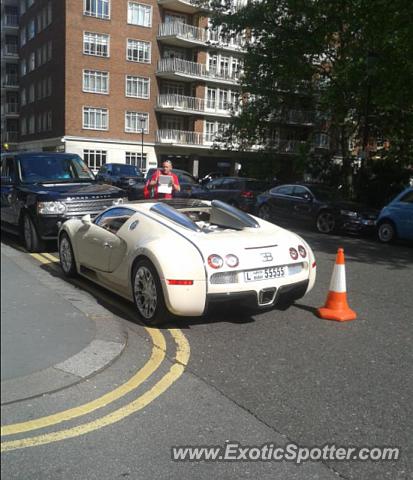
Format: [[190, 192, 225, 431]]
[[1, 252, 190, 452]]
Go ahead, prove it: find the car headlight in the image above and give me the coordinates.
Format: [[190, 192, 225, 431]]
[[340, 209, 358, 218], [112, 197, 127, 205], [37, 201, 67, 215]]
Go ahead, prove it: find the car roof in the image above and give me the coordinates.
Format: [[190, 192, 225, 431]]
[[4, 151, 80, 160]]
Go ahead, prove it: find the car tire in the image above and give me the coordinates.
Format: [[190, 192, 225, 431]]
[[132, 258, 169, 325], [377, 220, 396, 243], [59, 233, 78, 277], [22, 213, 45, 252], [316, 211, 336, 234], [258, 204, 272, 221]]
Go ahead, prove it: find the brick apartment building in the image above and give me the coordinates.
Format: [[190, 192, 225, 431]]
[[14, 0, 252, 175]]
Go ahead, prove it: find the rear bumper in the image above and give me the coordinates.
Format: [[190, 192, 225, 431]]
[[206, 279, 309, 310]]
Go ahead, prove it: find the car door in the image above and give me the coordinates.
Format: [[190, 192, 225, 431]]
[[266, 185, 295, 221], [212, 178, 240, 203], [202, 178, 225, 200], [0, 155, 18, 225], [77, 207, 132, 272], [291, 186, 314, 223]]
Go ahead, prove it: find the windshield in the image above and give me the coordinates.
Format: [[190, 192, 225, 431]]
[[18, 155, 95, 183], [112, 164, 142, 176], [311, 186, 344, 202]]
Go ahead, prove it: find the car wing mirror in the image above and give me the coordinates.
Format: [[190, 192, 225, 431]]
[[304, 194, 313, 202], [81, 214, 92, 226]]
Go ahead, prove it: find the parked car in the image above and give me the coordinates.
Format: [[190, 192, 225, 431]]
[[197, 177, 270, 212], [1, 152, 125, 252], [376, 186, 413, 243], [199, 171, 226, 185], [58, 198, 316, 324], [256, 183, 379, 234], [130, 168, 207, 199], [96, 163, 145, 199]]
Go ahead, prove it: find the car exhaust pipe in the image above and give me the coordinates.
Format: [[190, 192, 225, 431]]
[[258, 287, 277, 306]]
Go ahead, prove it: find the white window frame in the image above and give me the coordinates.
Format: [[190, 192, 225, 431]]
[[83, 32, 110, 57], [125, 75, 150, 99], [83, 0, 110, 20], [83, 70, 109, 94], [125, 111, 149, 134], [83, 149, 107, 172], [125, 151, 147, 171], [83, 106, 109, 130], [127, 2, 152, 27], [126, 38, 151, 64]]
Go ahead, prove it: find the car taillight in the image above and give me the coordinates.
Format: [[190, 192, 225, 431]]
[[298, 245, 307, 258], [208, 254, 224, 269], [289, 247, 298, 260], [241, 190, 254, 198], [225, 254, 239, 268]]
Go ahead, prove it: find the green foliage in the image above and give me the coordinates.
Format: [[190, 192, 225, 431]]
[[206, 0, 413, 194]]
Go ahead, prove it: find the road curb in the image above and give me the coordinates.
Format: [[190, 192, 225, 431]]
[[1, 244, 128, 405]]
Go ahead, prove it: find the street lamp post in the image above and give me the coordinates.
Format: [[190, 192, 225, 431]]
[[139, 116, 145, 171]]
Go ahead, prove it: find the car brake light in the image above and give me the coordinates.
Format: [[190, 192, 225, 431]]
[[241, 190, 254, 198], [298, 245, 307, 258], [208, 254, 224, 269], [289, 247, 298, 260], [166, 279, 194, 285]]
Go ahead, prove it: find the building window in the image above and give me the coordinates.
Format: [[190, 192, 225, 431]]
[[125, 111, 149, 133], [47, 76, 52, 96], [47, 111, 52, 130], [37, 81, 42, 99], [83, 149, 107, 172], [21, 88, 26, 106], [28, 19, 35, 40], [21, 59, 27, 77], [21, 117, 27, 136], [83, 32, 110, 57], [47, 1, 52, 25], [84, 0, 110, 19], [83, 107, 109, 130], [47, 41, 52, 61], [205, 120, 227, 142], [127, 39, 151, 63], [29, 84, 35, 102], [29, 115, 35, 134], [127, 2, 152, 27], [83, 70, 109, 94], [20, 27, 26, 46], [29, 52, 35, 71], [36, 47, 42, 67], [125, 76, 150, 99], [20, 0, 26, 14], [28, 0, 34, 7], [125, 152, 147, 170]]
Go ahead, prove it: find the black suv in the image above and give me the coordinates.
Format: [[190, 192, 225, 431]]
[[1, 152, 125, 252], [96, 163, 145, 199]]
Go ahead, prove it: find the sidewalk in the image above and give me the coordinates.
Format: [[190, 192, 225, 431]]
[[1, 244, 127, 404]]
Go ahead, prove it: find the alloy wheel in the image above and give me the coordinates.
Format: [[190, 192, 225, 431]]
[[316, 212, 335, 233], [134, 266, 158, 319]]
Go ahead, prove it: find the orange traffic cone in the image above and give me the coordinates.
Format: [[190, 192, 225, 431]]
[[317, 248, 357, 322]]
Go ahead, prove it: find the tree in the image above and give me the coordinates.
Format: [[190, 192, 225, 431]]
[[203, 0, 413, 193]]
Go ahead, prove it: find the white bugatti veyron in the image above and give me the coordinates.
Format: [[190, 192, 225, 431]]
[[58, 199, 316, 324]]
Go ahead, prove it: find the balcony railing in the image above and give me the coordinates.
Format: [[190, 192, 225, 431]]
[[2, 103, 19, 114], [158, 22, 208, 43], [2, 131, 19, 143], [157, 58, 241, 83], [157, 93, 235, 115], [2, 74, 19, 86], [283, 109, 316, 125], [3, 44, 19, 56], [156, 129, 221, 146], [3, 14, 19, 27]]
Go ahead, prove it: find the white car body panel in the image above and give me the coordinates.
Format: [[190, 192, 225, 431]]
[[59, 200, 316, 318]]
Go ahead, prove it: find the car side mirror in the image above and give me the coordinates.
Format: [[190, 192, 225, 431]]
[[304, 194, 313, 202], [81, 214, 92, 226]]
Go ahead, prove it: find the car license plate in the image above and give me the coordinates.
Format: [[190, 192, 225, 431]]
[[244, 266, 286, 282]]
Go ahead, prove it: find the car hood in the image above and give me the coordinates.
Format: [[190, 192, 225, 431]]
[[21, 182, 123, 200]]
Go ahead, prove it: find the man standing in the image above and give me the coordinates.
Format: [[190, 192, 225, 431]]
[[148, 160, 180, 199]]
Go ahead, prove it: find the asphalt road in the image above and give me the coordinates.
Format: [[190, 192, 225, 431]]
[[1, 226, 412, 480]]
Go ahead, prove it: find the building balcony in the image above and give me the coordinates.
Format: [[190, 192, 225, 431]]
[[278, 109, 316, 125], [1, 103, 19, 116], [156, 129, 219, 147], [157, 22, 245, 51], [157, 58, 241, 85], [157, 0, 209, 14], [1, 44, 19, 58], [2, 131, 19, 144], [156, 94, 234, 117], [2, 14, 19, 29], [1, 74, 19, 87]]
